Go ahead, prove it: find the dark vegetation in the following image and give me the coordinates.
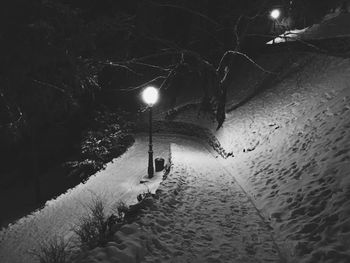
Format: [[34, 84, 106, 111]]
[[73, 198, 128, 251], [31, 235, 71, 263], [0, 0, 344, 207], [32, 197, 129, 262], [64, 109, 134, 182]]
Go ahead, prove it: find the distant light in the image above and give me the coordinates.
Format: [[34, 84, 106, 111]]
[[142, 86, 159, 105], [270, 9, 281, 20]]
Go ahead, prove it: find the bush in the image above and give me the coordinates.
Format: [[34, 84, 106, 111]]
[[73, 197, 127, 250], [64, 109, 135, 181], [31, 236, 71, 263]]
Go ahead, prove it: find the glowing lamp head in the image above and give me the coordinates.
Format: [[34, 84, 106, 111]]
[[270, 9, 281, 20], [142, 86, 159, 105]]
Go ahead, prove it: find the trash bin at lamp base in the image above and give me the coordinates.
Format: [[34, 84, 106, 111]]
[[155, 158, 165, 172]]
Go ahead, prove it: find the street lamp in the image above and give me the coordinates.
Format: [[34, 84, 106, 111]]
[[270, 9, 281, 44], [270, 9, 281, 20], [142, 86, 159, 178]]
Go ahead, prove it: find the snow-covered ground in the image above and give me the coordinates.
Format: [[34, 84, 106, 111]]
[[74, 140, 284, 263], [0, 136, 172, 263], [2, 55, 350, 263], [72, 51, 350, 263], [138, 142, 282, 262], [167, 51, 350, 262], [218, 54, 350, 262], [1, 12, 350, 263], [267, 12, 350, 44]]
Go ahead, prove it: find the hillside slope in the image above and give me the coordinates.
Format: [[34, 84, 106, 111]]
[[168, 50, 350, 262]]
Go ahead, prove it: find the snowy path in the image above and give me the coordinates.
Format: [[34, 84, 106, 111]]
[[138, 141, 283, 263]]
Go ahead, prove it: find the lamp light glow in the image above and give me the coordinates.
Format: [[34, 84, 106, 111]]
[[270, 9, 281, 19], [142, 86, 159, 105]]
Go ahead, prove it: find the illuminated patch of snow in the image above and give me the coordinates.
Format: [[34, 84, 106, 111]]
[[266, 28, 309, 44]]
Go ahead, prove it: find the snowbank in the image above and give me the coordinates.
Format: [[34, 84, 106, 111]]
[[0, 136, 171, 263], [267, 13, 350, 44]]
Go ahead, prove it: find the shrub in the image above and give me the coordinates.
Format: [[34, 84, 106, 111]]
[[31, 236, 71, 263], [73, 197, 127, 250]]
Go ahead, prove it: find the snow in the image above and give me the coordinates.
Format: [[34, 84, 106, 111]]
[[266, 28, 309, 44], [164, 51, 350, 262], [300, 12, 350, 40], [267, 12, 350, 44], [138, 142, 282, 262], [1, 12, 350, 263], [217, 55, 350, 262], [0, 136, 172, 263], [3, 54, 350, 263], [74, 140, 283, 263]]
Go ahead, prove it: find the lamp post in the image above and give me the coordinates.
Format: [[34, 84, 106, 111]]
[[142, 86, 159, 178], [270, 8, 281, 44]]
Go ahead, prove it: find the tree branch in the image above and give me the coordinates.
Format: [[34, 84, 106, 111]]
[[147, 1, 223, 28], [101, 62, 142, 76], [119, 76, 167, 92], [217, 51, 275, 75], [246, 33, 328, 53], [32, 79, 71, 95], [128, 61, 172, 72]]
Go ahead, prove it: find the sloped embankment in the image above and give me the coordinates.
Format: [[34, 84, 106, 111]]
[[170, 51, 350, 262]]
